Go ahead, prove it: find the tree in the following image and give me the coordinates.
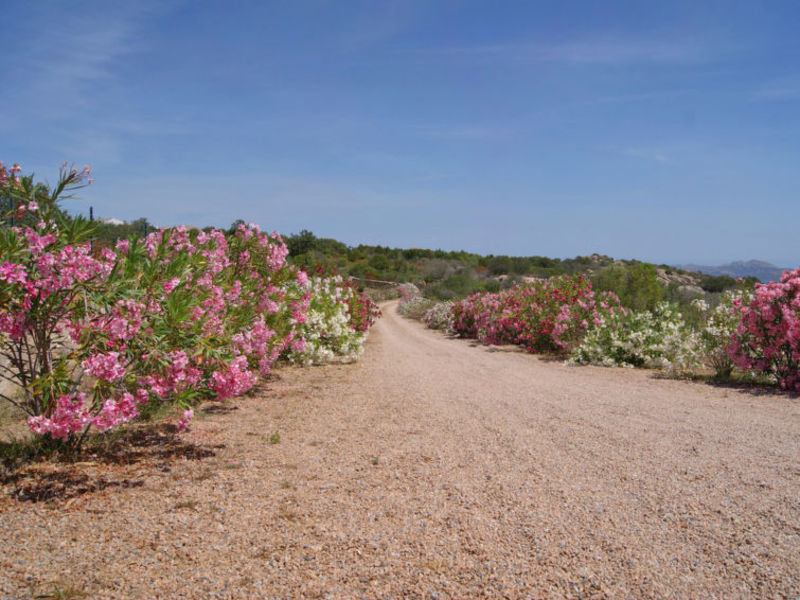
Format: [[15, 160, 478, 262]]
[[285, 229, 318, 257], [592, 262, 663, 311]]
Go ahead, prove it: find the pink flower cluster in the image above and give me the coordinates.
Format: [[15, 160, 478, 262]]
[[82, 352, 126, 382], [0, 261, 27, 284], [450, 276, 624, 353], [728, 268, 800, 390], [91, 393, 142, 432], [210, 356, 256, 400], [28, 394, 92, 440], [175, 409, 194, 431], [27, 390, 146, 439], [142, 350, 202, 398], [0, 161, 22, 186]]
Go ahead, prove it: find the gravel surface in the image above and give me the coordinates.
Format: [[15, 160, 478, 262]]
[[2, 300, 799, 599]]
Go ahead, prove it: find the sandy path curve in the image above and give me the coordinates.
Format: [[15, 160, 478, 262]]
[[2, 301, 799, 598]]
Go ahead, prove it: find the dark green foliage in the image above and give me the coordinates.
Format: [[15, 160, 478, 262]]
[[488, 255, 513, 275], [92, 217, 153, 246], [425, 272, 483, 300], [483, 279, 501, 293], [1, 174, 71, 230], [698, 274, 758, 293], [368, 254, 390, 270], [592, 262, 664, 311], [699, 274, 737, 293], [286, 229, 318, 257]]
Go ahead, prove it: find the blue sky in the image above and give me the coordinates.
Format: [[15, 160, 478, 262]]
[[2, 1, 799, 265]]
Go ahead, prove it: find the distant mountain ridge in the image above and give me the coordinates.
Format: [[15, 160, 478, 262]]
[[674, 260, 788, 283]]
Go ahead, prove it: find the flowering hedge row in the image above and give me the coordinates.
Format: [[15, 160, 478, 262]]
[[450, 275, 625, 353], [437, 273, 800, 388], [0, 161, 378, 447]]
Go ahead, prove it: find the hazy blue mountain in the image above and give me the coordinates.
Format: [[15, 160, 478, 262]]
[[675, 260, 787, 283]]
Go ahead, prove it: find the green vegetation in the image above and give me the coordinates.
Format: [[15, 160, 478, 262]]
[[591, 262, 663, 311], [92, 217, 153, 245], [64, 218, 752, 313], [279, 230, 751, 310]]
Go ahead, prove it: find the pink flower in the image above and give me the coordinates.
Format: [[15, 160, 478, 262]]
[[92, 393, 139, 431], [0, 261, 27, 284], [82, 352, 126, 382], [175, 409, 194, 431], [163, 277, 180, 293], [28, 394, 91, 440], [210, 356, 256, 400]]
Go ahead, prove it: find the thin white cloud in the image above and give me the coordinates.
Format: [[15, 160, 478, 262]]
[[619, 147, 675, 165], [752, 87, 800, 100], [413, 125, 511, 141], [335, 3, 416, 53], [3, 3, 167, 119], [595, 89, 694, 104], [403, 34, 710, 65], [751, 76, 800, 101], [543, 38, 701, 64], [101, 171, 442, 227]]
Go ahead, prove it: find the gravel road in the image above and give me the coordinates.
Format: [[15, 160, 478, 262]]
[[2, 300, 799, 599]]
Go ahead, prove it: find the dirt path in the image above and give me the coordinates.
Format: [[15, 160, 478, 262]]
[[2, 301, 799, 598]]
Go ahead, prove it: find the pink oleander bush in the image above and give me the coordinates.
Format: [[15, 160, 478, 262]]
[[728, 268, 800, 390], [0, 161, 378, 448], [450, 275, 625, 354]]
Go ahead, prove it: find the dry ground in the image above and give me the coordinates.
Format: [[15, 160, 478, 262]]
[[2, 301, 799, 599]]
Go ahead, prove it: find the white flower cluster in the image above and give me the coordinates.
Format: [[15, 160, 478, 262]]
[[423, 301, 455, 331], [571, 302, 698, 371], [290, 276, 367, 366], [397, 283, 436, 320], [692, 289, 752, 377]]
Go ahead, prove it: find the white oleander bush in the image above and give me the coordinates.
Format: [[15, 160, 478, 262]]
[[572, 302, 698, 371], [289, 276, 378, 365], [423, 301, 455, 331], [692, 290, 752, 378]]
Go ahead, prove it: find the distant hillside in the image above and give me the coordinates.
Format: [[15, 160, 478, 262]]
[[674, 260, 787, 283]]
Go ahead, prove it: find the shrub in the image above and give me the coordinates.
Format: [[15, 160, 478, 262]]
[[425, 271, 482, 300], [728, 269, 800, 390], [0, 161, 379, 448], [289, 275, 380, 365], [571, 302, 698, 370], [399, 297, 436, 320], [692, 290, 752, 378], [396, 282, 435, 320], [592, 262, 664, 311], [422, 301, 455, 331], [450, 276, 625, 354], [397, 282, 421, 302]]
